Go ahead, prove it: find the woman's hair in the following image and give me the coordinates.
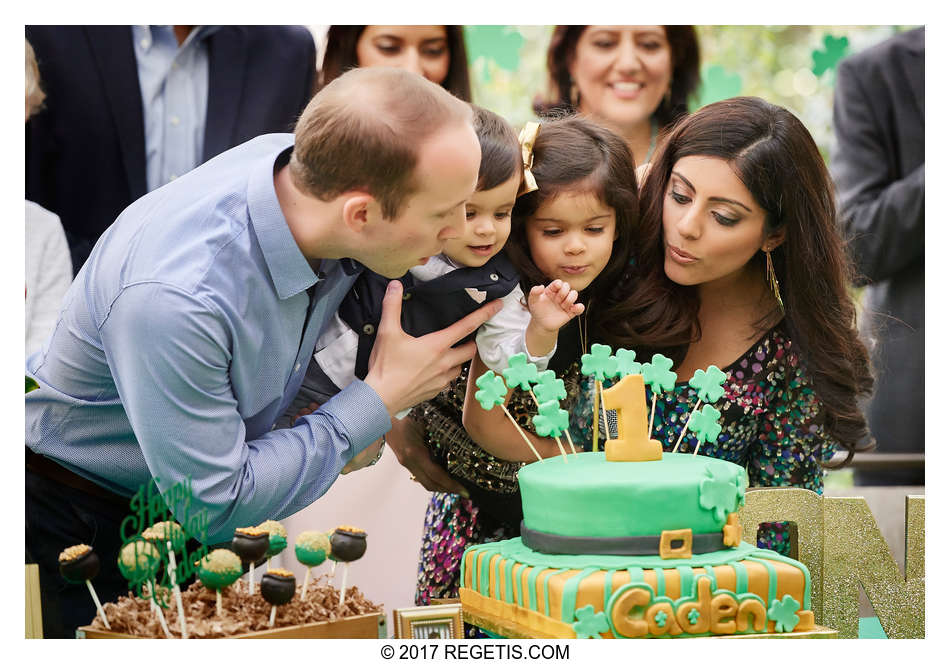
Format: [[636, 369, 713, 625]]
[[635, 96, 874, 463], [470, 104, 520, 192], [534, 26, 700, 130], [505, 116, 640, 349], [319, 26, 472, 102], [25, 39, 45, 118]]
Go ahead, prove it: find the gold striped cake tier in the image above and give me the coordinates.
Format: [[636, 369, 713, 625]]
[[460, 539, 815, 639]]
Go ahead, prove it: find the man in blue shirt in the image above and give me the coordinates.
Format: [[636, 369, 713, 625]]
[[26, 67, 497, 637]]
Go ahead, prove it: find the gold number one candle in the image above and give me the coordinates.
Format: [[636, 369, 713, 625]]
[[601, 374, 663, 462]]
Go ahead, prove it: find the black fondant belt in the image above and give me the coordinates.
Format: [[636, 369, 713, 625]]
[[520, 521, 727, 557]]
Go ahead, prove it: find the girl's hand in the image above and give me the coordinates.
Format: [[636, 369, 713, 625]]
[[523, 280, 584, 358], [528, 279, 585, 330]]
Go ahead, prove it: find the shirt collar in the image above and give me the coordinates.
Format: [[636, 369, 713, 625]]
[[247, 138, 320, 300], [134, 25, 218, 53]]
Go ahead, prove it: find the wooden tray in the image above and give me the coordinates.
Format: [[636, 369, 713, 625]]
[[77, 611, 385, 639]]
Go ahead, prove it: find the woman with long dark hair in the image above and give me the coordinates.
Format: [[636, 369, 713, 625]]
[[535, 26, 700, 166], [319, 26, 471, 101], [623, 96, 874, 552]]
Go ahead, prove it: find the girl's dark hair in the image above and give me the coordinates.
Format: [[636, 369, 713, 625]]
[[635, 96, 874, 464], [319, 26, 472, 102], [470, 104, 521, 192], [534, 26, 700, 130], [505, 116, 640, 349]]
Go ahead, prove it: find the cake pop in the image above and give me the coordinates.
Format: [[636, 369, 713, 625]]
[[256, 520, 288, 570], [231, 526, 270, 595], [197, 548, 243, 617], [58, 544, 110, 630], [142, 520, 188, 637], [260, 568, 296, 628], [330, 526, 367, 606], [118, 539, 171, 637], [295, 530, 331, 601]]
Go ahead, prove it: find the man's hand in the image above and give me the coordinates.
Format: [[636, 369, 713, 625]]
[[387, 416, 468, 496], [524, 279, 584, 357], [363, 280, 502, 416]]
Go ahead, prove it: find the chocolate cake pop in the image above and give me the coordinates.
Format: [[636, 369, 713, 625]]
[[260, 568, 296, 628], [197, 548, 243, 618], [256, 520, 288, 569], [330, 526, 367, 562], [330, 526, 367, 606], [294, 530, 331, 600], [117, 539, 171, 637], [59, 544, 110, 630], [231, 526, 270, 595]]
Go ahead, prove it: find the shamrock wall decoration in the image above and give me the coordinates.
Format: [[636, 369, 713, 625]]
[[812, 34, 849, 77], [464, 26, 525, 82], [698, 64, 743, 107]]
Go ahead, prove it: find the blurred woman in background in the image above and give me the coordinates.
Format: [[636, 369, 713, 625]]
[[319, 25, 471, 101], [535, 26, 700, 166]]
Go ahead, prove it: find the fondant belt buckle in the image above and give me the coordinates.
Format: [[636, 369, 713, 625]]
[[659, 529, 693, 559]]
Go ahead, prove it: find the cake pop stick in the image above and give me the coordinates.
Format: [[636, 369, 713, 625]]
[[143, 521, 188, 638], [59, 544, 110, 630], [232, 526, 270, 595], [197, 549, 243, 618], [330, 526, 367, 606], [261, 569, 296, 628], [294, 530, 331, 601], [256, 520, 288, 571], [503, 355, 569, 460], [672, 366, 727, 454], [475, 369, 544, 462], [147, 579, 173, 638], [581, 344, 619, 453]]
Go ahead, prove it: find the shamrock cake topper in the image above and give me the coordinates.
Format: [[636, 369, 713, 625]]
[[532, 400, 570, 438], [474, 369, 544, 462], [503, 353, 540, 391], [673, 365, 728, 454]]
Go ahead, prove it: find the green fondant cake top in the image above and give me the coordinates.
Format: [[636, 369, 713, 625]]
[[519, 452, 747, 539]]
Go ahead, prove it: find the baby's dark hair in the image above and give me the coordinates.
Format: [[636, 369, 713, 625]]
[[506, 115, 640, 348], [470, 104, 521, 192]]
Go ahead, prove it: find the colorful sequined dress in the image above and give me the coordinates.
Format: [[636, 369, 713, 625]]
[[413, 322, 836, 606]]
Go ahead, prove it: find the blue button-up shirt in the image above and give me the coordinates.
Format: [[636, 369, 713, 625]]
[[26, 134, 391, 543], [132, 25, 214, 192]]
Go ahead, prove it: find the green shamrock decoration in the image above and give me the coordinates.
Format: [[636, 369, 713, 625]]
[[811, 34, 849, 77], [474, 371, 508, 411], [503, 353, 540, 391], [699, 463, 741, 526], [688, 608, 701, 625], [532, 400, 569, 438], [464, 26, 524, 80], [581, 343, 618, 381], [26, 375, 39, 393], [641, 354, 676, 394], [572, 604, 609, 639], [768, 595, 802, 633], [688, 365, 727, 403], [533, 371, 566, 403], [614, 348, 642, 377], [654, 609, 668, 627], [698, 64, 743, 107], [687, 404, 722, 444]]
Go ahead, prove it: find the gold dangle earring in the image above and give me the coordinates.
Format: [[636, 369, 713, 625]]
[[765, 249, 784, 315]]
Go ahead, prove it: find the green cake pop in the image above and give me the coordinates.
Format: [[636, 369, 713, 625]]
[[197, 548, 243, 617], [256, 520, 288, 569], [295, 530, 331, 600], [118, 539, 171, 637]]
